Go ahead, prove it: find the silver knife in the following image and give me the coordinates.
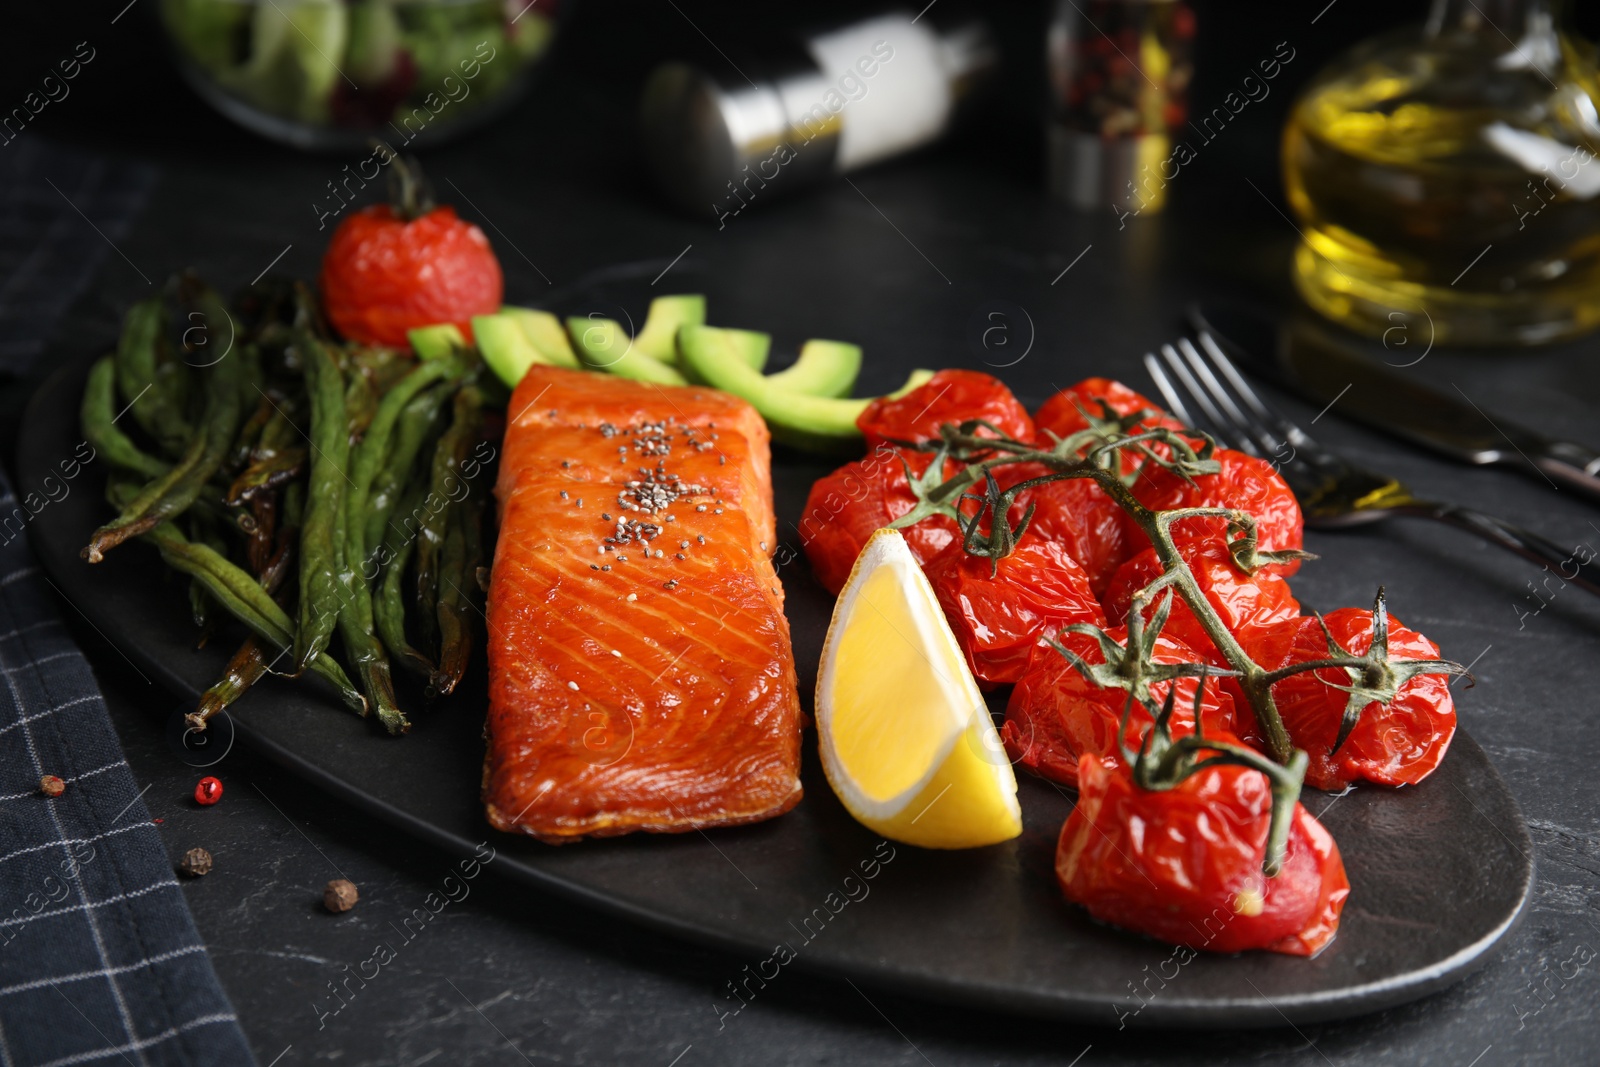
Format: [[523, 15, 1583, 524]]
[[1188, 301, 1600, 505]]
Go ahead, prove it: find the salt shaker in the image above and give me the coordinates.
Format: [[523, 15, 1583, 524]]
[[640, 10, 996, 223]]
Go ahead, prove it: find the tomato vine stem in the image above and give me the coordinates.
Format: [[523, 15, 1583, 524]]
[[888, 415, 1466, 875]]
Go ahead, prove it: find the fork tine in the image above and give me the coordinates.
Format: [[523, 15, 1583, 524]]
[[1142, 350, 1230, 450], [1153, 343, 1243, 453], [1174, 337, 1278, 458], [1195, 329, 1314, 448], [1142, 352, 1202, 430]]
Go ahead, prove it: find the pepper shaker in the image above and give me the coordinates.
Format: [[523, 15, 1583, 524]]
[[1046, 0, 1196, 215]]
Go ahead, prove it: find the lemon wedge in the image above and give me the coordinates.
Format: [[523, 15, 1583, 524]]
[[816, 529, 1022, 849]]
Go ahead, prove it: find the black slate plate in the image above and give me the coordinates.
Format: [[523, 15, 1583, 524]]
[[18, 280, 1533, 1028]]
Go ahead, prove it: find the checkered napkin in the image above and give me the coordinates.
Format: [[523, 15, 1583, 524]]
[[0, 141, 256, 1066]]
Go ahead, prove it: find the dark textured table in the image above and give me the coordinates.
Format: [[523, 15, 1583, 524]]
[[9, 1, 1600, 1063]]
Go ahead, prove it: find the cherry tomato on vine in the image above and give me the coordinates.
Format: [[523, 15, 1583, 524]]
[[856, 369, 1034, 449], [1002, 628, 1237, 786], [1130, 448, 1305, 576], [924, 538, 1104, 687], [1103, 535, 1301, 669], [1007, 465, 1133, 597], [800, 448, 970, 595], [1250, 608, 1457, 791], [1034, 378, 1189, 474], [321, 203, 502, 348], [1056, 751, 1350, 956]]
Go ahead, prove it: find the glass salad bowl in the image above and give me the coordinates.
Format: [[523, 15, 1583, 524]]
[[160, 0, 561, 151]]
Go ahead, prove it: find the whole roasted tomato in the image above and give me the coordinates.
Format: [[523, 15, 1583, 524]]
[[1130, 448, 1305, 576], [856, 369, 1035, 449], [800, 447, 970, 595], [1057, 751, 1350, 956], [924, 538, 1104, 687], [1034, 378, 1190, 474], [1003, 629, 1237, 786], [321, 203, 503, 348], [1252, 607, 1457, 791], [1103, 535, 1301, 669]]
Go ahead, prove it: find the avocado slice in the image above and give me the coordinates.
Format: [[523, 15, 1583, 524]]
[[567, 316, 687, 386], [473, 314, 545, 388], [633, 295, 706, 365], [676, 325, 771, 379], [407, 323, 467, 361], [501, 307, 579, 368], [765, 339, 862, 398], [678, 325, 874, 453]]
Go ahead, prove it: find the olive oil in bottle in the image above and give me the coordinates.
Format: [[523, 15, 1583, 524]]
[[1282, 0, 1600, 346]]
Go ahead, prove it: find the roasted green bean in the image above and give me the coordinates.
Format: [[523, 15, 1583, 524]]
[[104, 478, 362, 714], [190, 636, 271, 730], [363, 383, 451, 554], [294, 335, 350, 673], [113, 297, 192, 456], [374, 483, 433, 677], [81, 356, 169, 480], [347, 359, 460, 580], [86, 323, 244, 562], [431, 488, 484, 698], [327, 362, 412, 734], [415, 384, 485, 654]]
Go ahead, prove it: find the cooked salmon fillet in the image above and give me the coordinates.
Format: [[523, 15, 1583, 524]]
[[484, 367, 802, 842], [502, 366, 775, 550]]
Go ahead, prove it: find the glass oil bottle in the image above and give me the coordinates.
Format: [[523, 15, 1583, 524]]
[[1283, 0, 1600, 346]]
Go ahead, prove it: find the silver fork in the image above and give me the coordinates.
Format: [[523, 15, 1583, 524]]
[[1144, 333, 1600, 597]]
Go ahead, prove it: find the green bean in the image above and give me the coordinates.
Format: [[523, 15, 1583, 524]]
[[190, 637, 271, 730], [294, 336, 349, 673], [363, 384, 451, 555], [228, 383, 306, 503], [415, 385, 485, 653], [105, 478, 362, 714], [243, 492, 277, 576], [190, 501, 297, 730], [342, 357, 379, 441], [85, 326, 244, 562], [374, 483, 433, 677], [80, 356, 170, 480], [259, 517, 296, 596], [230, 369, 274, 473], [325, 355, 432, 734], [227, 444, 306, 505], [187, 511, 229, 637], [346, 344, 412, 397], [431, 488, 484, 698], [113, 297, 192, 456], [347, 358, 460, 582], [149, 528, 364, 715]]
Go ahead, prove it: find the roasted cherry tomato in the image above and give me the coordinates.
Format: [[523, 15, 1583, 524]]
[[1103, 535, 1301, 669], [1034, 378, 1189, 474], [321, 203, 503, 348], [1056, 751, 1350, 956], [1003, 628, 1237, 786], [924, 538, 1104, 687], [856, 369, 1034, 449], [1250, 609, 1457, 791], [800, 447, 970, 595], [1130, 448, 1305, 576], [1010, 469, 1135, 597]]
